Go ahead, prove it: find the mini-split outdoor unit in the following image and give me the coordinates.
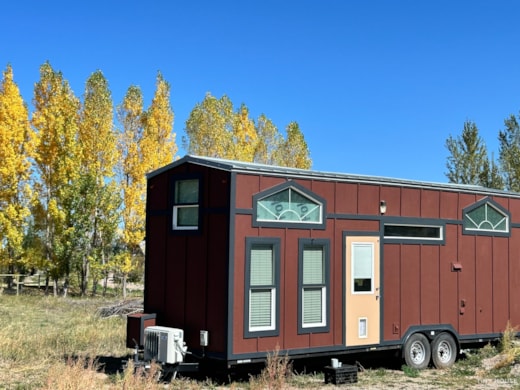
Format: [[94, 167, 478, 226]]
[[144, 326, 186, 364]]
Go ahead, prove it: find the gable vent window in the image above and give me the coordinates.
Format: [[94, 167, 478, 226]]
[[253, 182, 326, 229], [463, 198, 510, 236]]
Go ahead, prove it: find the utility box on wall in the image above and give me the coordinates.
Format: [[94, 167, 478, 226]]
[[126, 313, 156, 349]]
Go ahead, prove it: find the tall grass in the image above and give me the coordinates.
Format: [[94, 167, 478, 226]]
[[0, 294, 128, 388], [249, 345, 292, 390], [2, 294, 519, 389]]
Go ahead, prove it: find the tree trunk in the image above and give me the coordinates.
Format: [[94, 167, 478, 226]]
[[102, 273, 108, 297], [122, 273, 127, 299], [53, 278, 58, 297]]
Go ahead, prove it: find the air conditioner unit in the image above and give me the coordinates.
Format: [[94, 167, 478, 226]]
[[144, 326, 186, 364]]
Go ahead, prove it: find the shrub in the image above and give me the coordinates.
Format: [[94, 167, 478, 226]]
[[250, 345, 292, 390]]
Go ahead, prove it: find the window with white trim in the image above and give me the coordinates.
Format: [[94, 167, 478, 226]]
[[351, 242, 374, 293], [245, 238, 280, 337], [463, 198, 510, 235], [298, 239, 329, 333], [172, 179, 199, 230], [253, 182, 326, 229], [384, 224, 443, 241]]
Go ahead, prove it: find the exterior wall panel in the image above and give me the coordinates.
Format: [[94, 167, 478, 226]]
[[492, 237, 510, 333], [475, 236, 493, 334], [206, 212, 229, 352], [259, 176, 285, 191], [335, 183, 358, 214], [439, 224, 459, 331], [509, 229, 520, 326], [380, 186, 401, 216], [145, 215, 167, 316], [458, 233, 476, 335], [383, 244, 401, 341], [235, 174, 259, 209], [358, 184, 380, 215], [401, 188, 420, 217], [164, 235, 186, 326], [421, 189, 440, 218], [312, 180, 335, 212], [440, 191, 459, 220], [400, 245, 421, 332], [283, 228, 301, 350], [420, 245, 440, 325]]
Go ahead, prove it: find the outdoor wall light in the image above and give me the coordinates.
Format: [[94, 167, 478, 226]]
[[380, 200, 387, 215]]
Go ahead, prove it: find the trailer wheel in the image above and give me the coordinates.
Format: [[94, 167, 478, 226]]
[[431, 333, 457, 369], [403, 333, 431, 369]]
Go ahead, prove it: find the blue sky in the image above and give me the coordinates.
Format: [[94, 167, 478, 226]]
[[2, 1, 520, 183]]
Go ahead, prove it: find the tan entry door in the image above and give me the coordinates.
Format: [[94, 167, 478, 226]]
[[345, 236, 380, 346]]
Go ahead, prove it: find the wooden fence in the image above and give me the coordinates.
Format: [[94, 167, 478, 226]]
[[0, 274, 43, 295]]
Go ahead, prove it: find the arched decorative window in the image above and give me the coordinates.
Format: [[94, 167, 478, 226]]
[[463, 198, 510, 236], [253, 181, 326, 229]]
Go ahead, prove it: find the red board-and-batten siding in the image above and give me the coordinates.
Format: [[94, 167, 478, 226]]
[[145, 161, 231, 356], [144, 155, 520, 361]]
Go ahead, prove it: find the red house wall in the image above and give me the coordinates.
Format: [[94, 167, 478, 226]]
[[144, 164, 231, 355], [144, 159, 520, 362]]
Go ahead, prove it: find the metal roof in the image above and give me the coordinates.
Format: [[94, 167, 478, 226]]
[[147, 154, 520, 198]]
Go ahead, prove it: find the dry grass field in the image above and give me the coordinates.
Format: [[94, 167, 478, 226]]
[[1, 291, 520, 389]]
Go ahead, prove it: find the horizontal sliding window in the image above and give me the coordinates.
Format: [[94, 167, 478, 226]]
[[384, 224, 443, 241]]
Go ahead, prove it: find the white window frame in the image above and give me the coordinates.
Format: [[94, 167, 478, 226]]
[[172, 204, 199, 230], [383, 223, 444, 241], [464, 202, 509, 233], [358, 317, 368, 338], [351, 242, 374, 295], [172, 179, 199, 231], [302, 286, 327, 328], [298, 239, 329, 334], [249, 287, 276, 332], [256, 187, 323, 224], [245, 238, 280, 338]]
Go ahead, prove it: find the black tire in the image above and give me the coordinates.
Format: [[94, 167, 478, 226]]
[[431, 332, 457, 369], [403, 333, 431, 369]]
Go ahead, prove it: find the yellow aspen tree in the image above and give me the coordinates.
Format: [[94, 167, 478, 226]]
[[141, 72, 177, 172], [184, 93, 234, 158], [0, 64, 33, 273], [79, 70, 118, 177], [76, 70, 120, 296], [118, 86, 144, 249], [32, 62, 81, 295], [117, 86, 146, 298], [275, 121, 312, 169], [254, 114, 283, 165], [116, 73, 177, 298], [231, 104, 257, 161]]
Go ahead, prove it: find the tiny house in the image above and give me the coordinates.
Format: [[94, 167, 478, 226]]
[[134, 154, 520, 370]]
